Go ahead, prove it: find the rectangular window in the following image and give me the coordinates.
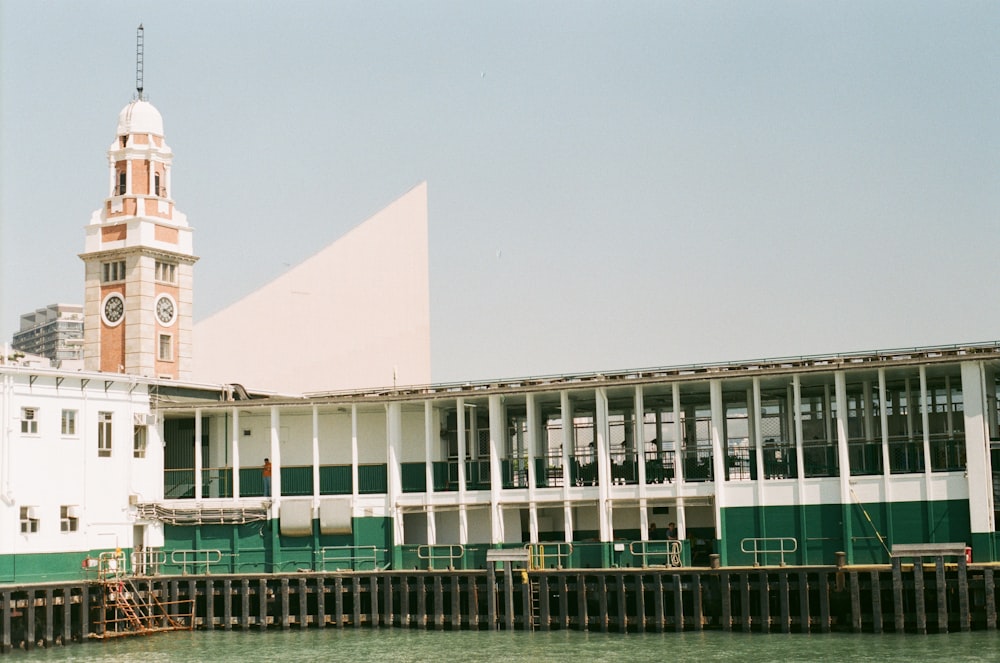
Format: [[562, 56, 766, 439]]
[[61, 409, 77, 436], [60, 505, 79, 532], [158, 334, 173, 361], [98, 411, 112, 457], [155, 261, 176, 284], [20, 506, 39, 534], [101, 260, 127, 283], [133, 425, 147, 459], [20, 407, 38, 435]]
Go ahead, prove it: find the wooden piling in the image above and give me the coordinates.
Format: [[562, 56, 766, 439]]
[[871, 570, 882, 634]]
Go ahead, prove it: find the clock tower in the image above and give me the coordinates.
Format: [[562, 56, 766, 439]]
[[80, 41, 196, 379]]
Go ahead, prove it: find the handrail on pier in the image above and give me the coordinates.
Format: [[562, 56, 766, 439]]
[[629, 540, 682, 568], [740, 537, 798, 567]]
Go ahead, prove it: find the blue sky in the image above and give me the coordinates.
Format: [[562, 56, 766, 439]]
[[2, 2, 998, 383]]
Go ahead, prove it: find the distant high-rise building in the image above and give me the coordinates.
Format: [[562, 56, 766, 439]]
[[12, 304, 84, 363]]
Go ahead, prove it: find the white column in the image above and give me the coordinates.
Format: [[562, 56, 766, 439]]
[[351, 404, 359, 500], [672, 383, 684, 484], [753, 378, 765, 503], [232, 408, 240, 499], [793, 375, 805, 482], [878, 369, 892, 503], [425, 401, 437, 544], [526, 394, 539, 543], [488, 395, 504, 543], [194, 408, 203, 501], [835, 371, 851, 503], [920, 366, 932, 480], [710, 380, 725, 542], [560, 391, 574, 543], [311, 406, 320, 501], [961, 361, 995, 536], [270, 406, 281, 502], [595, 388, 613, 541], [636, 386, 647, 491], [863, 380, 875, 442], [456, 398, 468, 545], [387, 402, 403, 548]]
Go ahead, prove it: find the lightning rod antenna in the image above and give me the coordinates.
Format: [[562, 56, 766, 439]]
[[136, 24, 145, 100]]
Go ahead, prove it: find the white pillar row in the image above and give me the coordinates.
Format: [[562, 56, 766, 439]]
[[194, 408, 203, 501], [488, 395, 505, 544], [425, 401, 437, 545], [231, 407, 240, 500]]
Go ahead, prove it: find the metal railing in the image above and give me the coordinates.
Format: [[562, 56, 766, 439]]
[[131, 548, 167, 576], [740, 537, 798, 566], [416, 544, 465, 569], [317, 545, 382, 571], [170, 548, 223, 575], [524, 542, 573, 569], [644, 449, 676, 484], [97, 550, 128, 580], [629, 540, 682, 568]]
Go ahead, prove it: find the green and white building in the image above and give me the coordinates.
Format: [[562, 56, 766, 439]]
[[3, 342, 999, 583]]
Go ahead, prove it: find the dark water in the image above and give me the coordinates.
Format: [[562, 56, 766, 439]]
[[10, 629, 1000, 662]]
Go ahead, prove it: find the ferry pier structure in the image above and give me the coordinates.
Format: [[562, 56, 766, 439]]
[[2, 342, 1000, 649]]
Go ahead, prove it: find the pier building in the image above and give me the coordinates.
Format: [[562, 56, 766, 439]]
[[2, 342, 998, 584]]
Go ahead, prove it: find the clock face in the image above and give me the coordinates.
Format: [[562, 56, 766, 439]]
[[156, 295, 175, 325], [103, 294, 125, 326]]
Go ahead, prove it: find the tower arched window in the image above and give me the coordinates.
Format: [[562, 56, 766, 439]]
[[118, 172, 127, 196], [154, 172, 161, 197]]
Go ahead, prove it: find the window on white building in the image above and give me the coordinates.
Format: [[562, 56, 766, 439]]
[[60, 506, 79, 532], [21, 407, 38, 435], [155, 261, 176, 284], [101, 260, 127, 283], [134, 425, 147, 459], [61, 409, 77, 436], [20, 506, 39, 534], [98, 411, 112, 457], [158, 334, 173, 361]]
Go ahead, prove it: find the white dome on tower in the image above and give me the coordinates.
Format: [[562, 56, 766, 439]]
[[116, 100, 164, 137]]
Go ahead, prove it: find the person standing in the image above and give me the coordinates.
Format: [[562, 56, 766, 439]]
[[263, 458, 272, 497]]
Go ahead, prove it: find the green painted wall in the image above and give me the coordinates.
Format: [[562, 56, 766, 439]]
[[162, 516, 392, 574], [0, 548, 124, 585], [721, 498, 975, 566]]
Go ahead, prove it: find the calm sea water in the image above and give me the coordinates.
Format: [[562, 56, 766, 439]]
[[10, 629, 1000, 662]]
